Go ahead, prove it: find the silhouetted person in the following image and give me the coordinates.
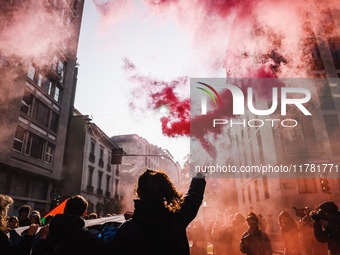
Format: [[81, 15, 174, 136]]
[[231, 212, 248, 255], [29, 211, 42, 226], [278, 211, 301, 255], [32, 195, 113, 255], [240, 212, 272, 255], [190, 220, 207, 255], [210, 214, 230, 255], [299, 209, 327, 255], [0, 194, 38, 255], [18, 205, 31, 227], [113, 169, 206, 255], [312, 201, 340, 255], [8, 216, 19, 229], [257, 213, 267, 232]]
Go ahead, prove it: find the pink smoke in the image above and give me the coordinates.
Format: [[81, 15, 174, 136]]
[[125, 58, 190, 137], [0, 0, 79, 63]]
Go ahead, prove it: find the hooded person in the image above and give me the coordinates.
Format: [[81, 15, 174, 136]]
[[32, 195, 113, 255], [113, 169, 206, 255], [240, 212, 272, 255], [312, 201, 340, 255], [278, 211, 301, 255]]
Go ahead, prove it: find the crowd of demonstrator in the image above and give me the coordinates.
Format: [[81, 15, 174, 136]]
[[1, 169, 340, 255], [189, 202, 340, 255]]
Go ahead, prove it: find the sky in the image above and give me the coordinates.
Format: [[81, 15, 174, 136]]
[[75, 0, 230, 166], [74, 0, 337, 168]]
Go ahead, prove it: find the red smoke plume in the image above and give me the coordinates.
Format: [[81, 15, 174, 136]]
[[124, 58, 190, 137]]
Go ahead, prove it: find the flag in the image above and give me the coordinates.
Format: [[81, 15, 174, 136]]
[[41, 199, 67, 225]]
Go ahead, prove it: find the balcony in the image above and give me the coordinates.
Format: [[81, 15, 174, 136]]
[[86, 185, 94, 193], [98, 159, 104, 168], [105, 191, 111, 197], [96, 188, 103, 196], [89, 153, 95, 163], [106, 164, 111, 172]]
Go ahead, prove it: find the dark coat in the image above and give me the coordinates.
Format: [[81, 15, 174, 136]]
[[240, 228, 272, 255], [314, 216, 340, 255], [0, 229, 34, 255], [113, 175, 206, 255], [32, 214, 110, 255]]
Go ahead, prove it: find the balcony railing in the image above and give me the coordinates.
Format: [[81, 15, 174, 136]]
[[96, 188, 103, 196], [106, 164, 111, 172], [86, 185, 94, 193], [89, 153, 95, 163], [98, 159, 104, 168]]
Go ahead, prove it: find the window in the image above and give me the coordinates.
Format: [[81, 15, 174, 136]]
[[33, 100, 50, 127], [53, 85, 62, 102], [247, 185, 252, 203], [115, 179, 119, 196], [13, 126, 25, 152], [37, 74, 43, 87], [45, 143, 55, 164], [98, 171, 103, 194], [329, 39, 340, 69], [329, 41, 340, 59], [20, 93, 33, 116], [100, 147, 104, 160], [52, 56, 66, 83], [297, 179, 317, 193], [106, 175, 110, 193], [52, 56, 58, 71], [323, 114, 340, 156], [90, 141, 95, 154], [42, 78, 53, 96], [25, 133, 45, 160], [57, 61, 64, 78], [89, 141, 95, 163], [87, 166, 94, 187], [256, 131, 265, 164], [281, 122, 306, 153], [50, 112, 59, 133], [13, 127, 55, 163], [263, 176, 270, 199], [27, 63, 35, 80], [13, 176, 30, 197], [254, 180, 260, 201], [318, 82, 335, 110], [306, 39, 325, 70]]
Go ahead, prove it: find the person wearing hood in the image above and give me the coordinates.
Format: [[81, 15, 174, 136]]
[[240, 212, 272, 255], [312, 201, 340, 255], [113, 169, 206, 255], [32, 195, 112, 255]]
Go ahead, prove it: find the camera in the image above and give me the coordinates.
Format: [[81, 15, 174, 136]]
[[311, 211, 327, 222]]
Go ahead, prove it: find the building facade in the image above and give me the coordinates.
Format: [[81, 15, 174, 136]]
[[0, 0, 84, 216], [111, 134, 180, 210], [230, 6, 340, 236], [63, 111, 122, 215]]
